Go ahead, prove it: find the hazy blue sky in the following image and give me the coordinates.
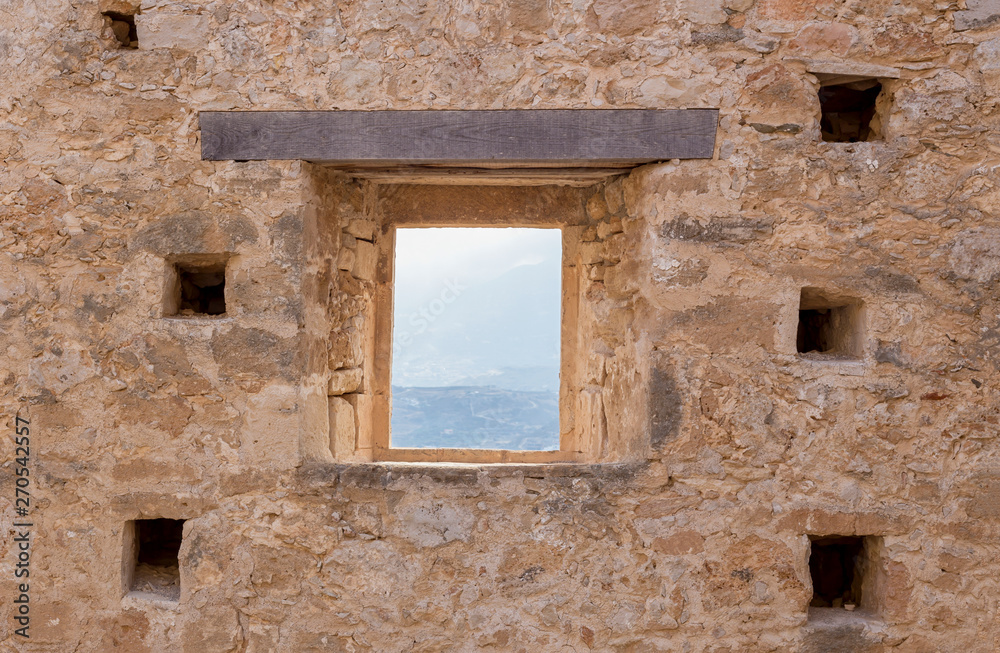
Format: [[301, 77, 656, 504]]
[[393, 227, 561, 306], [391, 227, 562, 389]]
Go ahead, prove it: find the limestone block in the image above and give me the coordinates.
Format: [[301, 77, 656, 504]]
[[328, 367, 363, 395], [869, 23, 941, 60], [955, 0, 1000, 31], [756, 0, 821, 21], [507, 0, 553, 32], [345, 393, 373, 450], [100, 0, 138, 14], [637, 76, 705, 106], [345, 219, 375, 241], [787, 23, 857, 57], [741, 63, 817, 125], [329, 58, 384, 104], [329, 396, 356, 458], [329, 327, 363, 369], [180, 601, 244, 652], [392, 497, 475, 548], [965, 474, 1000, 518], [651, 530, 705, 555], [27, 344, 96, 394], [592, 0, 659, 35], [135, 12, 210, 51], [946, 228, 1000, 284], [210, 327, 298, 382], [353, 240, 376, 281], [973, 38, 1000, 71], [799, 60, 901, 80], [337, 246, 355, 272], [242, 384, 300, 469], [580, 241, 603, 265], [679, 0, 727, 25]]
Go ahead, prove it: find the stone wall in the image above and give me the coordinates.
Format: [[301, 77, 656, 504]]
[[2, 0, 999, 651]]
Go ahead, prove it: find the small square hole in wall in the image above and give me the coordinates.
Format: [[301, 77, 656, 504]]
[[125, 519, 184, 601], [165, 257, 228, 317], [797, 288, 863, 360], [809, 535, 867, 609], [102, 11, 138, 49], [819, 79, 882, 142]]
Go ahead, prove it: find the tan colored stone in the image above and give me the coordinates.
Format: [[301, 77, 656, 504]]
[[135, 12, 210, 51], [353, 239, 376, 280], [635, 497, 701, 518], [591, 0, 660, 35], [756, 0, 822, 21], [328, 367, 363, 395], [955, 0, 1000, 31], [329, 327, 363, 369], [345, 219, 376, 241], [787, 23, 856, 57], [329, 396, 356, 458], [652, 531, 705, 555], [679, 0, 727, 25], [507, 0, 552, 32]]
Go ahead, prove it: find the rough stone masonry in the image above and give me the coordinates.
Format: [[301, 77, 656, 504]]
[[2, 0, 1000, 651]]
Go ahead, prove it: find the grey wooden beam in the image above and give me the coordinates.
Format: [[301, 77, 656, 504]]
[[199, 110, 718, 166]]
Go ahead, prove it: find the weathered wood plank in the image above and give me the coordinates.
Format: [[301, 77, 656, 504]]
[[199, 109, 718, 165], [348, 166, 631, 186]]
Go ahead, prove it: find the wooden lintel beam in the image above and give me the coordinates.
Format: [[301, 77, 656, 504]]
[[199, 109, 718, 166]]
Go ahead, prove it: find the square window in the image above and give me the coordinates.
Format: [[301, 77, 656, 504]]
[[796, 288, 864, 360], [336, 184, 612, 465], [389, 227, 562, 452], [808, 535, 866, 609], [102, 10, 138, 49], [124, 518, 184, 601], [361, 213, 590, 464], [164, 257, 228, 317], [819, 79, 883, 143]]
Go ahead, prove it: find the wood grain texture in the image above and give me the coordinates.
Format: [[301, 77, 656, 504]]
[[199, 109, 718, 165], [345, 166, 631, 186]]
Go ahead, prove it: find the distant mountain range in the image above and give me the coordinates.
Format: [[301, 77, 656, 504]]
[[391, 386, 559, 450]]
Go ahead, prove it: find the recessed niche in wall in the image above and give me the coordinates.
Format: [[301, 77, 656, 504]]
[[164, 256, 228, 317], [124, 518, 184, 601], [102, 11, 138, 49], [796, 288, 863, 360], [819, 79, 883, 142], [809, 535, 866, 609]]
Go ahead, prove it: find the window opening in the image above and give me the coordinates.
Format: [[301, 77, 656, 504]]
[[103, 11, 138, 49], [126, 518, 184, 600], [809, 535, 866, 609], [173, 261, 227, 316], [390, 227, 562, 450], [819, 80, 882, 142], [797, 288, 863, 359]]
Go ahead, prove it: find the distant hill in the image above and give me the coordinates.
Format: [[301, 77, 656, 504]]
[[390, 386, 559, 450]]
